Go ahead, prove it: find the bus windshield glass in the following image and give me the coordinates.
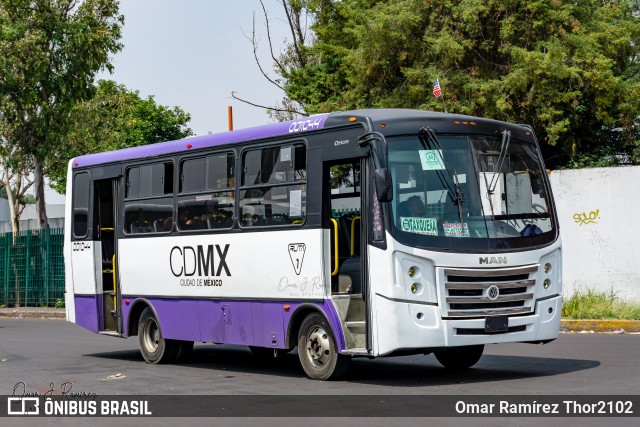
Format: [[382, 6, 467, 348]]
[[388, 133, 556, 251]]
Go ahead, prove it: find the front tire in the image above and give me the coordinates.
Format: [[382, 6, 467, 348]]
[[297, 313, 350, 380], [434, 345, 484, 370], [138, 307, 182, 364]]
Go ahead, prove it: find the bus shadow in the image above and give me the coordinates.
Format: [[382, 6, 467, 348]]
[[86, 345, 306, 379], [86, 345, 600, 386], [345, 354, 600, 386]]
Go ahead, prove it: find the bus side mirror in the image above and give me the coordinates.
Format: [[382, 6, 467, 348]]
[[375, 168, 393, 203]]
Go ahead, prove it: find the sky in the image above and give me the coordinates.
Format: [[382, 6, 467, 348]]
[[45, 0, 293, 203], [100, 0, 292, 135]]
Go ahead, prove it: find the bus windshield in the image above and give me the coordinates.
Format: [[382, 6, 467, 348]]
[[388, 133, 556, 252]]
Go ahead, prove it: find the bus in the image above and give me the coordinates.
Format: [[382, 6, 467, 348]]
[[64, 109, 562, 380]]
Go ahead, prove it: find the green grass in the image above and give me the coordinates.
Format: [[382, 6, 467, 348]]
[[562, 289, 640, 320]]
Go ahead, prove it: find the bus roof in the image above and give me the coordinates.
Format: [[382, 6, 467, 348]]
[[72, 114, 330, 168], [72, 109, 534, 168]]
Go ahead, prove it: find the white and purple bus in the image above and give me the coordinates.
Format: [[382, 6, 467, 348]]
[[64, 109, 562, 380]]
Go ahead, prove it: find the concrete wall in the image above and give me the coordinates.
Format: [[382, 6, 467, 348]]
[[550, 166, 640, 302]]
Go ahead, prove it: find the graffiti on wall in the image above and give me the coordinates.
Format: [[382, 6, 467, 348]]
[[573, 209, 600, 226]]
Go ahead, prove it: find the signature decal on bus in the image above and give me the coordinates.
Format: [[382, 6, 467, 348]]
[[288, 243, 306, 275], [278, 276, 323, 296], [170, 245, 231, 287]]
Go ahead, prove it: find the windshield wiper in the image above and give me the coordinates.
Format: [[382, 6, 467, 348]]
[[479, 130, 511, 220], [419, 127, 465, 224], [488, 130, 511, 194]]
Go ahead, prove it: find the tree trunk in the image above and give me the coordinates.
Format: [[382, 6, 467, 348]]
[[33, 155, 49, 229], [1, 170, 19, 243]]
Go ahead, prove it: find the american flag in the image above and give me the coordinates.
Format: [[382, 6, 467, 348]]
[[433, 78, 442, 98]]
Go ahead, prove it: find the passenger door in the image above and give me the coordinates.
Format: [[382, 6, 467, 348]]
[[94, 178, 120, 333]]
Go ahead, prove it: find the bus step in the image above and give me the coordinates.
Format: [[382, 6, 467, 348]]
[[345, 321, 366, 329]]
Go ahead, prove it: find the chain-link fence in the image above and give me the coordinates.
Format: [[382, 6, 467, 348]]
[[0, 228, 65, 307]]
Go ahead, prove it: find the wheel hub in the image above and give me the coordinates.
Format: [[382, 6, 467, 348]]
[[305, 326, 330, 367], [143, 319, 160, 352]]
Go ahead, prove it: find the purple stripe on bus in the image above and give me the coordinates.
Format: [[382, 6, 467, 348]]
[[121, 298, 346, 352], [73, 114, 329, 168], [74, 295, 100, 333]]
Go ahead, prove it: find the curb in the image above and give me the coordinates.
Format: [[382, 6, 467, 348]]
[[0, 309, 65, 319], [560, 319, 640, 333]]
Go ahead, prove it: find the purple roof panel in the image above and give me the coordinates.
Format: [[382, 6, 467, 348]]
[[73, 114, 330, 168]]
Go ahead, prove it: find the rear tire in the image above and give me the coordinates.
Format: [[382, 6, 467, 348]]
[[138, 307, 181, 364], [434, 345, 484, 370], [297, 313, 350, 380]]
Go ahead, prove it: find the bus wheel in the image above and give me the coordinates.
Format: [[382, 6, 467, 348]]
[[434, 345, 484, 370], [138, 307, 179, 364], [297, 313, 350, 380]]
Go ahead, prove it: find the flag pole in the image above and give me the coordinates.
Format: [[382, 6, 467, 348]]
[[433, 78, 448, 113]]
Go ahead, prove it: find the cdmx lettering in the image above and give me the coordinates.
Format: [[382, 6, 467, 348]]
[[170, 245, 231, 277]]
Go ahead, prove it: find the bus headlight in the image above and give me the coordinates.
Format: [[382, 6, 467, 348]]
[[397, 255, 436, 304]]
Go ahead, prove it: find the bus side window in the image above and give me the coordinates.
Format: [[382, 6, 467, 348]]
[[124, 162, 174, 235], [239, 143, 307, 227], [73, 172, 91, 239], [177, 152, 235, 232]]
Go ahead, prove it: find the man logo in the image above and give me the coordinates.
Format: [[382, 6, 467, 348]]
[[479, 256, 507, 265], [487, 285, 500, 301]]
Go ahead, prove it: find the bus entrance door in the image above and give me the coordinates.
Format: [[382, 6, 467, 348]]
[[95, 178, 119, 333], [326, 159, 367, 351]]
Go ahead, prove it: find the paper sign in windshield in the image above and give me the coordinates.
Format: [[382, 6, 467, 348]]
[[443, 222, 470, 238], [419, 150, 445, 170], [401, 217, 438, 236]]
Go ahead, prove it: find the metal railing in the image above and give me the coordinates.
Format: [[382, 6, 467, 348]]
[[0, 228, 65, 307]]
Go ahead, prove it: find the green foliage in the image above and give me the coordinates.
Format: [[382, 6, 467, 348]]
[[557, 147, 626, 169], [0, 0, 124, 154], [0, 187, 35, 204], [277, 0, 640, 166], [48, 80, 193, 193], [54, 299, 65, 309], [0, 0, 124, 224], [562, 289, 640, 320]]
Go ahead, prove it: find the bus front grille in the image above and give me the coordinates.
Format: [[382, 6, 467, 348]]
[[442, 265, 538, 319]]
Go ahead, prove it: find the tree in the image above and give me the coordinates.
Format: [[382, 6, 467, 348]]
[[0, 122, 34, 238], [47, 79, 194, 193], [261, 0, 640, 166], [0, 0, 124, 229]]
